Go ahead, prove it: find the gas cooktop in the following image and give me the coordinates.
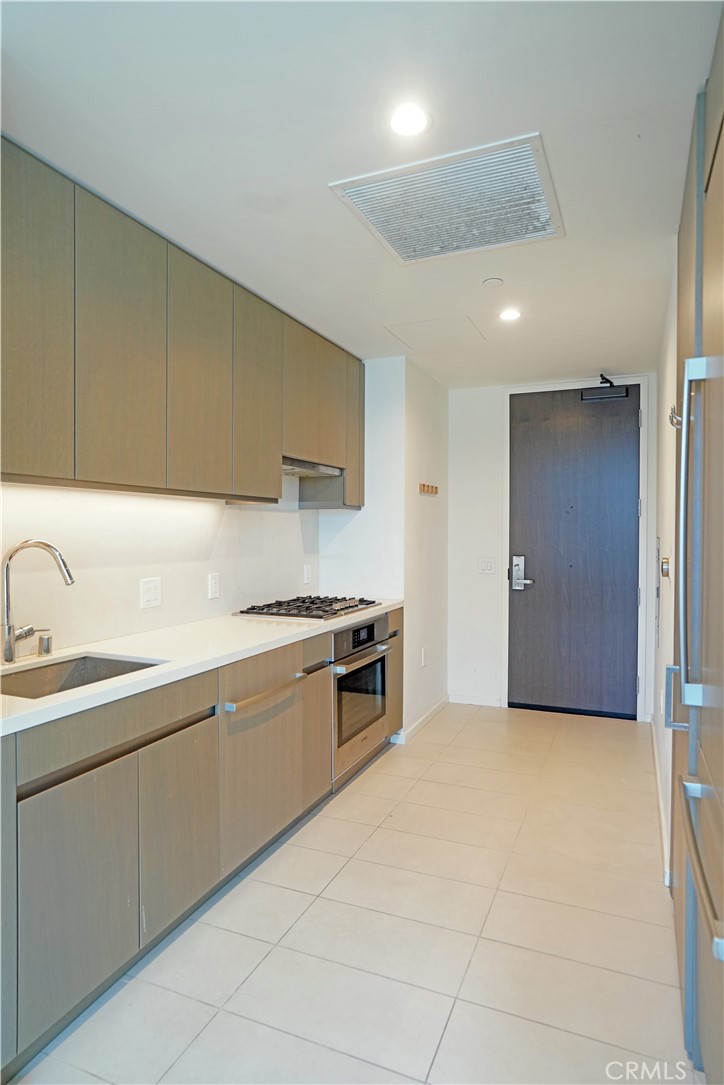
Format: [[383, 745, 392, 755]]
[[234, 595, 377, 621]]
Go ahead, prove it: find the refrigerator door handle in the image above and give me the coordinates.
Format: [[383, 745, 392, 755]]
[[677, 355, 724, 708], [664, 665, 688, 731], [680, 775, 724, 962]]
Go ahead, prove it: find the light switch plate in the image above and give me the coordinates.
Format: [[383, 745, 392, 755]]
[[208, 572, 220, 599], [140, 577, 161, 608], [478, 557, 495, 575]]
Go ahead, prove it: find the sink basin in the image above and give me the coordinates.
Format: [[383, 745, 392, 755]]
[[0, 655, 160, 699]]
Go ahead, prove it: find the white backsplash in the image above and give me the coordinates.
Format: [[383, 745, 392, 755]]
[[1, 477, 319, 657]]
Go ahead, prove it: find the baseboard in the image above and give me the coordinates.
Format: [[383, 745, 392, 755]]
[[649, 720, 672, 885], [390, 697, 448, 744], [448, 694, 502, 707]]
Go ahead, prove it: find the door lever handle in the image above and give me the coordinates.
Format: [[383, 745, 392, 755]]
[[511, 556, 535, 590]]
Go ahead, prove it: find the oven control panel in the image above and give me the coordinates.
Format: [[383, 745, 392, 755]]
[[332, 614, 389, 662]]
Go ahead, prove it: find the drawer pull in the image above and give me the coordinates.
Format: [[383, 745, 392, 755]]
[[224, 673, 306, 715], [679, 776, 724, 962]]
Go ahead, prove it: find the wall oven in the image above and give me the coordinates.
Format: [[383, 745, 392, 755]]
[[331, 614, 391, 786]]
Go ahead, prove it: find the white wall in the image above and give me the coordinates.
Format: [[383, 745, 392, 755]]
[[318, 358, 405, 599], [403, 362, 449, 731], [319, 356, 448, 733], [448, 386, 506, 704], [0, 478, 318, 657], [652, 268, 679, 848]]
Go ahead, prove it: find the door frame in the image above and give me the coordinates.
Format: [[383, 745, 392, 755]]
[[499, 371, 656, 723]]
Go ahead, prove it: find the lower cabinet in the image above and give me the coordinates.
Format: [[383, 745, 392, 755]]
[[386, 608, 404, 737], [219, 644, 305, 876], [139, 716, 220, 946], [302, 666, 333, 809], [16, 754, 139, 1051]]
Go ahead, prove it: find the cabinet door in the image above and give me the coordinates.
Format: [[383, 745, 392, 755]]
[[302, 666, 333, 809], [344, 354, 365, 508], [76, 189, 167, 488], [1, 140, 75, 479], [168, 246, 233, 494], [219, 645, 303, 875], [17, 754, 139, 1051], [282, 316, 346, 467], [385, 609, 404, 738], [234, 287, 283, 499], [139, 716, 220, 945]]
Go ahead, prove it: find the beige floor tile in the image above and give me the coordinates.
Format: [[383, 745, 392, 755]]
[[226, 947, 453, 1080], [440, 744, 545, 775], [343, 771, 416, 801], [128, 920, 271, 1006], [521, 798, 661, 849], [460, 939, 687, 1062], [548, 734, 654, 773], [356, 827, 508, 889], [44, 978, 214, 1084], [470, 705, 562, 729], [322, 858, 495, 934], [483, 891, 680, 985], [383, 801, 521, 851], [532, 775, 658, 816], [500, 851, 674, 927], [392, 739, 449, 760], [367, 751, 435, 780], [414, 721, 467, 746], [281, 897, 476, 995], [10, 1054, 108, 1084], [199, 878, 314, 943], [433, 703, 480, 720], [404, 778, 529, 822], [542, 756, 657, 794], [513, 802, 663, 881], [160, 1011, 415, 1084], [451, 721, 556, 758], [424, 759, 539, 797], [285, 814, 375, 856], [428, 999, 651, 1085], [321, 790, 399, 826], [249, 843, 349, 895]]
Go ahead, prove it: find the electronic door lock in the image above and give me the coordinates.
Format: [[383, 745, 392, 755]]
[[511, 555, 535, 591]]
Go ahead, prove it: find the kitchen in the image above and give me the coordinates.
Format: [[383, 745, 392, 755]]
[[1, 3, 722, 1084]]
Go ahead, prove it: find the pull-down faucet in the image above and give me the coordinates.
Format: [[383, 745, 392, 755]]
[[2, 539, 75, 663]]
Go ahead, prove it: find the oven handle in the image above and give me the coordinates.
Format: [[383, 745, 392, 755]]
[[332, 642, 391, 676]]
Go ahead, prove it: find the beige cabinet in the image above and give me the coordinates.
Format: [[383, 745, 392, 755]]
[[302, 665, 333, 809], [167, 246, 233, 494], [16, 754, 139, 1051], [343, 354, 365, 508], [1, 140, 75, 480], [282, 316, 347, 468], [1, 737, 17, 1067], [75, 188, 167, 488], [139, 716, 220, 945], [219, 645, 304, 875], [385, 608, 404, 738], [234, 287, 283, 499]]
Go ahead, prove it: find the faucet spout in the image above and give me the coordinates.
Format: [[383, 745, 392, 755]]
[[2, 539, 75, 663]]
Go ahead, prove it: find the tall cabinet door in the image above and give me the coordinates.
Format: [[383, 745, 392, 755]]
[[234, 288, 283, 499], [17, 755, 139, 1051], [76, 189, 167, 488], [1, 140, 75, 479], [167, 246, 233, 494], [282, 316, 347, 468]]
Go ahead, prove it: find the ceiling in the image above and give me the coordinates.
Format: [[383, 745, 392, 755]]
[[2, 1, 720, 388]]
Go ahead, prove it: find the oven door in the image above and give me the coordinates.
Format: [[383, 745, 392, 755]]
[[333, 642, 390, 750]]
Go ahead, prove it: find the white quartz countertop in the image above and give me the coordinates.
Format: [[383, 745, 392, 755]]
[[0, 601, 403, 736]]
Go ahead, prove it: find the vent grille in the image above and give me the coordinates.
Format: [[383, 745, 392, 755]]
[[331, 135, 563, 263]]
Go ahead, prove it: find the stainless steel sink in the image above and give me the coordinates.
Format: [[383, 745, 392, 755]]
[[0, 655, 160, 699]]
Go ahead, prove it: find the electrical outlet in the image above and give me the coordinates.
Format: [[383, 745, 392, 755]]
[[208, 572, 220, 599], [303, 564, 312, 585], [140, 577, 161, 609], [421, 646, 427, 668]]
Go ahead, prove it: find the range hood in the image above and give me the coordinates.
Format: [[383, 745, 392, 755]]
[[282, 456, 342, 478]]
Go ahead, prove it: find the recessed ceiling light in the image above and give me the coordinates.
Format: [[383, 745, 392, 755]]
[[483, 277, 504, 288], [390, 103, 430, 136], [499, 308, 521, 321]]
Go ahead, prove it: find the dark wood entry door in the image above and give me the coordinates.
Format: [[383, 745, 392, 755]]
[[508, 385, 640, 718]]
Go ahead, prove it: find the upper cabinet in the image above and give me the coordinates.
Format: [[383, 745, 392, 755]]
[[1, 141, 75, 479], [282, 316, 347, 468], [1, 141, 364, 507], [76, 189, 167, 489], [168, 246, 233, 495], [234, 288, 283, 500]]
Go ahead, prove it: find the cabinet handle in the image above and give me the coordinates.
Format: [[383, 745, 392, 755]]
[[679, 776, 724, 962], [224, 673, 306, 715], [664, 665, 688, 731]]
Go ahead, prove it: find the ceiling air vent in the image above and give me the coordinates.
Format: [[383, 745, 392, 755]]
[[330, 134, 564, 264]]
